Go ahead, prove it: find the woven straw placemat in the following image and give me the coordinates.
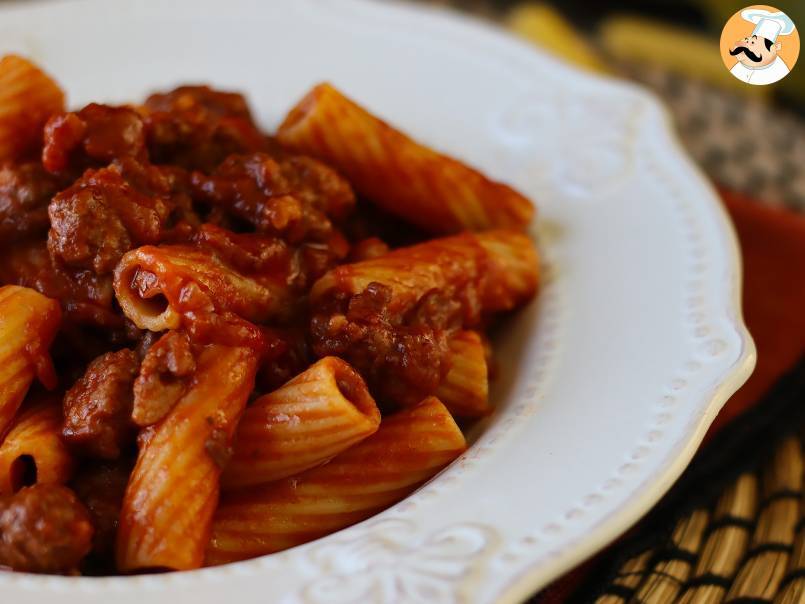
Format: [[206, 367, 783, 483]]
[[581, 358, 805, 603]]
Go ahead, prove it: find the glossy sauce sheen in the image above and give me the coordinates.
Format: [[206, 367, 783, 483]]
[[0, 59, 539, 576]]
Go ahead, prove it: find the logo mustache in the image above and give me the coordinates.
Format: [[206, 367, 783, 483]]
[[730, 45, 763, 62]]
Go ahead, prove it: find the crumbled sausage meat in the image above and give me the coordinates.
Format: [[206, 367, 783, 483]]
[[310, 283, 452, 407], [42, 104, 147, 174], [190, 152, 354, 243], [47, 159, 196, 274], [0, 485, 93, 573], [143, 86, 266, 173], [0, 162, 66, 241], [62, 349, 140, 459], [132, 331, 196, 426]]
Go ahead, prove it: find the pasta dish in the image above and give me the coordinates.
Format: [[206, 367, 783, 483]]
[[0, 55, 539, 575]]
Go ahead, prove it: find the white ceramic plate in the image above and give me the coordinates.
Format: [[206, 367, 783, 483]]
[[0, 0, 755, 602]]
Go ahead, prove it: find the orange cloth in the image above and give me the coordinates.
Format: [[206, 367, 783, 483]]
[[706, 190, 805, 435], [534, 189, 805, 602]]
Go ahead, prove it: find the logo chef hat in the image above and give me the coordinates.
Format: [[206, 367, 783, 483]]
[[741, 9, 796, 43]]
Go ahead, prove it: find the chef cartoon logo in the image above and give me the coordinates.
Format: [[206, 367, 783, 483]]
[[720, 5, 799, 85]]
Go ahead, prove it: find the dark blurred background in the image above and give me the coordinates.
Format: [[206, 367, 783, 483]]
[[412, 0, 805, 212], [416, 0, 804, 108]]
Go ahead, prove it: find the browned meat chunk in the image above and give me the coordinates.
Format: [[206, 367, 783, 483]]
[[191, 152, 354, 242], [278, 155, 355, 221], [48, 170, 138, 274], [47, 159, 197, 274], [0, 240, 123, 335], [145, 85, 254, 121], [0, 162, 66, 241], [191, 222, 289, 275], [310, 283, 452, 407], [132, 331, 196, 426], [255, 327, 312, 393], [62, 349, 140, 459], [0, 484, 93, 573], [191, 222, 345, 297], [143, 86, 266, 172], [42, 104, 147, 174]]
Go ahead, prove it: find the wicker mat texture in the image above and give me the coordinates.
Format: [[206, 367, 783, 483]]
[[579, 358, 805, 603]]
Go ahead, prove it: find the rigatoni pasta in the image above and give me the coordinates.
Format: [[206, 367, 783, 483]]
[[222, 356, 380, 489], [207, 397, 466, 565], [116, 342, 259, 572], [310, 230, 539, 316], [0, 55, 65, 163], [277, 83, 533, 234], [0, 285, 61, 437], [436, 331, 491, 418], [114, 242, 292, 332], [0, 401, 74, 495], [476, 229, 543, 312]]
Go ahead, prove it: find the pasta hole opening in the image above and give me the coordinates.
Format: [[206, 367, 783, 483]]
[[333, 361, 375, 416], [129, 268, 169, 316], [140, 292, 169, 317], [9, 455, 37, 492]]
